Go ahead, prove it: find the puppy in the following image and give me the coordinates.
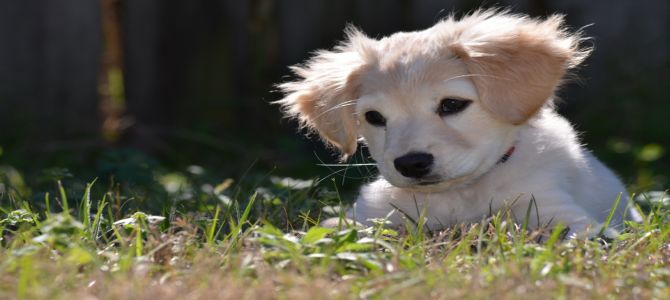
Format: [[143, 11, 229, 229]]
[[277, 10, 639, 237]]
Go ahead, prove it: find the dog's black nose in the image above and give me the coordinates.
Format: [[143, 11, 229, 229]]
[[394, 152, 434, 179]]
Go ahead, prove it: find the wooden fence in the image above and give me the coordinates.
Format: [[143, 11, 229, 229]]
[[0, 0, 667, 156]]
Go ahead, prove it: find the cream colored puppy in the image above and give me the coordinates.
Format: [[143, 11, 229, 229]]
[[277, 11, 639, 236]]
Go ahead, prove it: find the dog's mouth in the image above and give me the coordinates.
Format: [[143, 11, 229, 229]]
[[406, 174, 475, 191], [414, 175, 450, 186], [417, 180, 442, 186]]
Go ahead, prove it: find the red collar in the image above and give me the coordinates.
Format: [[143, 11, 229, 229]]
[[498, 145, 516, 164]]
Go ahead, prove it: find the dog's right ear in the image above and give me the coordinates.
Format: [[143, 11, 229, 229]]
[[276, 28, 375, 157]]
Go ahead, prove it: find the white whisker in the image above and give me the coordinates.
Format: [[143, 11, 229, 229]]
[[313, 101, 358, 120], [442, 73, 510, 83]]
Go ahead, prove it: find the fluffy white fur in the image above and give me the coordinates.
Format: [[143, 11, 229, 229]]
[[277, 10, 639, 237]]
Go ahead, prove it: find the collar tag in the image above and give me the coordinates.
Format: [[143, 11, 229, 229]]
[[498, 145, 516, 164]]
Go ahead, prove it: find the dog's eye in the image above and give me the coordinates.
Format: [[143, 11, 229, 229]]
[[364, 111, 386, 127], [437, 98, 472, 116]]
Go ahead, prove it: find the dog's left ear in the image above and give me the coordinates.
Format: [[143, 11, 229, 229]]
[[449, 13, 590, 124], [277, 28, 375, 157]]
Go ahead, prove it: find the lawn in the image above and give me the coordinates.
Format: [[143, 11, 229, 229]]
[[0, 166, 668, 299]]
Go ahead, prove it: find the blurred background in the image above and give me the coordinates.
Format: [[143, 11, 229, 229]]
[[0, 0, 668, 201]]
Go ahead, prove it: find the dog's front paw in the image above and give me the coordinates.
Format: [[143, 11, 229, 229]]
[[565, 223, 620, 240]]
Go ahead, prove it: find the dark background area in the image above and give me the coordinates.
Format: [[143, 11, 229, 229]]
[[0, 0, 668, 195]]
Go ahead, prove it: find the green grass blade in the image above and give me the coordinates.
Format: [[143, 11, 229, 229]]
[[80, 179, 97, 231], [44, 192, 51, 219], [522, 195, 536, 233], [238, 193, 256, 229], [57, 180, 70, 217], [599, 192, 622, 237], [91, 195, 107, 241], [207, 205, 221, 247], [545, 223, 566, 249], [226, 192, 257, 252], [135, 222, 143, 257]]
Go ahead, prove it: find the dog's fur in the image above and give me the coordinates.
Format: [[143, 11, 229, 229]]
[[277, 10, 639, 236]]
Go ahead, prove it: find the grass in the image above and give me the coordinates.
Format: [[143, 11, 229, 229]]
[[0, 167, 669, 299]]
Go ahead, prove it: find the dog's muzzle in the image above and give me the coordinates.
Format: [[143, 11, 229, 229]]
[[393, 152, 434, 179]]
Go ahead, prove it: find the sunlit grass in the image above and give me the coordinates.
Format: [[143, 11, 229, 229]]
[[0, 173, 668, 299]]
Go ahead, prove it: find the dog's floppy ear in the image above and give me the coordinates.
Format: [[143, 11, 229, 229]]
[[277, 28, 375, 157], [448, 12, 590, 124]]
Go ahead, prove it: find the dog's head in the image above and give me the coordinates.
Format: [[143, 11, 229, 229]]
[[277, 10, 590, 191]]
